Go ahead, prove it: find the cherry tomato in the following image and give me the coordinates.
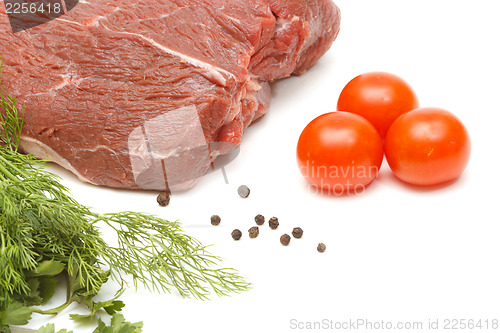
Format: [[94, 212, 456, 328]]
[[385, 107, 471, 186], [296, 111, 383, 194], [337, 72, 419, 138]]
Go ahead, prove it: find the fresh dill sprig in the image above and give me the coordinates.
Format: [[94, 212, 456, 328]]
[[97, 212, 250, 299], [0, 60, 250, 331], [0, 61, 23, 150]]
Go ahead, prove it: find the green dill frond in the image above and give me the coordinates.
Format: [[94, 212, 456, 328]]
[[0, 60, 24, 151], [96, 212, 251, 300]]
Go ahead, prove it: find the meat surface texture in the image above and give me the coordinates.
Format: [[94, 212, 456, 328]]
[[0, 0, 340, 191]]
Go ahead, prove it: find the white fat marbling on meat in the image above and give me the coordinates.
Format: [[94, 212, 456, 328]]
[[96, 23, 233, 87]]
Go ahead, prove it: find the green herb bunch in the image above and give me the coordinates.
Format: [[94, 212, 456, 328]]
[[0, 61, 250, 332]]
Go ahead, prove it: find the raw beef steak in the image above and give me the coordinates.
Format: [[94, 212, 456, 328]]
[[0, 0, 341, 191]]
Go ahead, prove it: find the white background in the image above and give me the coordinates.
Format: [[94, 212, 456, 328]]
[[20, 0, 500, 332]]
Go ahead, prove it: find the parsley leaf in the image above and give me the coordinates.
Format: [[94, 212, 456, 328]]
[[0, 302, 32, 326]]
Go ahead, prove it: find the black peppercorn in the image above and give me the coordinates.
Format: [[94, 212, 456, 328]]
[[237, 185, 250, 198], [231, 229, 242, 240], [317, 243, 326, 253], [268, 217, 279, 229], [254, 214, 265, 225], [210, 215, 221, 226], [280, 234, 291, 246], [248, 226, 259, 238], [292, 227, 303, 239], [157, 192, 170, 207]]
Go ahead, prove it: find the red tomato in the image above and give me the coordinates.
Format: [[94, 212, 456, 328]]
[[297, 111, 383, 194], [337, 72, 419, 138], [385, 107, 471, 186]]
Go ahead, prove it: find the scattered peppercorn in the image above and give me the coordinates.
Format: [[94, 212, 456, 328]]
[[210, 215, 221, 226], [231, 229, 242, 240], [280, 234, 291, 246], [268, 217, 279, 229], [156, 192, 170, 207], [292, 227, 303, 239], [317, 243, 326, 253], [237, 185, 250, 198], [254, 214, 265, 225], [248, 226, 259, 238]]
